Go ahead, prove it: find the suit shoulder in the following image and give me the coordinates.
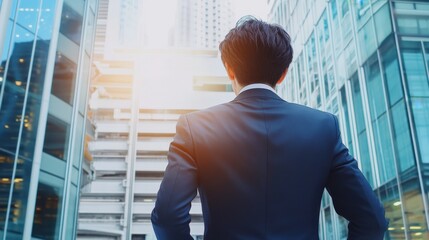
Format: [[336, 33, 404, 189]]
[[288, 102, 334, 119], [182, 102, 233, 121]]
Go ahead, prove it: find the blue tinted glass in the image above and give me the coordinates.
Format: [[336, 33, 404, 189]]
[[51, 52, 77, 104], [350, 74, 374, 186], [364, 55, 396, 183], [340, 87, 354, 156], [354, 0, 371, 29], [0, 151, 15, 232], [373, 3, 392, 45], [43, 116, 69, 160], [59, 1, 84, 45], [324, 208, 334, 239], [391, 100, 414, 171], [411, 98, 429, 163], [372, 113, 396, 183], [364, 54, 386, 118], [380, 37, 403, 105], [358, 18, 377, 63], [351, 75, 366, 132], [358, 131, 373, 186], [3, 0, 43, 236], [401, 41, 429, 97]]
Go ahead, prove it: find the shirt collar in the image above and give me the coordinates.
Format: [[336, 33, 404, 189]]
[[238, 83, 277, 95]]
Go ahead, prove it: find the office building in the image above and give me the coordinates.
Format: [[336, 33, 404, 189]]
[[77, 0, 234, 239], [0, 0, 97, 239], [174, 0, 235, 49], [269, 0, 429, 239]]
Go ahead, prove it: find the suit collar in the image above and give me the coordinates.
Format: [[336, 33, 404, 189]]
[[233, 88, 285, 102]]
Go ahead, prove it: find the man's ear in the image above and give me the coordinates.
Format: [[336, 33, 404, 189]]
[[225, 62, 235, 81], [276, 68, 288, 85]]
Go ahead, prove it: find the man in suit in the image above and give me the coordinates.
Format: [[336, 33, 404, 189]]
[[151, 17, 388, 239]]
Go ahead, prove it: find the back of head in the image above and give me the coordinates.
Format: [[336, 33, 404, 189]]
[[219, 16, 293, 87]]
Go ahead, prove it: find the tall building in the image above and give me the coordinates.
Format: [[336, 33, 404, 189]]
[[174, 0, 235, 49], [77, 0, 234, 239], [269, 0, 429, 239], [0, 0, 97, 239]]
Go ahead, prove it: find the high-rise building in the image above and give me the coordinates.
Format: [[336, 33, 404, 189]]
[[77, 0, 234, 239], [269, 0, 429, 239], [174, 0, 235, 49], [0, 0, 97, 239]]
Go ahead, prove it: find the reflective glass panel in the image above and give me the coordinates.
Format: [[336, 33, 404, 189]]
[[350, 74, 374, 186], [380, 37, 403, 105], [59, 2, 84, 45], [51, 52, 77, 105], [373, 3, 392, 45], [377, 183, 406, 239], [353, 0, 371, 29], [401, 41, 429, 97], [32, 171, 64, 239], [411, 98, 429, 163], [358, 18, 377, 63], [324, 207, 334, 239], [43, 116, 69, 161], [391, 100, 414, 172], [340, 87, 354, 156]]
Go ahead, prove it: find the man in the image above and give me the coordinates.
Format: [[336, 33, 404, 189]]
[[151, 17, 388, 239]]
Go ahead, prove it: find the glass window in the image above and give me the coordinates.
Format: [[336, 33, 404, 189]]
[[354, 0, 371, 29], [324, 207, 334, 239], [340, 87, 354, 156], [59, 2, 84, 45], [0, 151, 15, 231], [31, 172, 64, 239], [377, 183, 406, 239], [380, 37, 403, 105], [374, 3, 392, 46], [364, 54, 396, 183], [396, 16, 429, 37], [350, 74, 374, 186], [401, 41, 429, 97], [391, 100, 414, 172], [51, 52, 77, 105], [338, 216, 348, 240], [358, 18, 377, 63], [411, 98, 429, 163], [43, 116, 69, 160], [340, 0, 349, 18]]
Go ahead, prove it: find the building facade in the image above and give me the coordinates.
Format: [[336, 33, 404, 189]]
[[77, 0, 236, 239], [0, 0, 97, 239], [174, 0, 235, 49], [269, 0, 429, 239]]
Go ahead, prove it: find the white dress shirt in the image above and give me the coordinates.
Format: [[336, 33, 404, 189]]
[[238, 83, 277, 95]]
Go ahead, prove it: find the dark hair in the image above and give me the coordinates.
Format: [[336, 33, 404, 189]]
[[219, 16, 293, 87]]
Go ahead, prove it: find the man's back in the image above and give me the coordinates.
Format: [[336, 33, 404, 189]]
[[151, 17, 387, 239], [152, 88, 387, 239]]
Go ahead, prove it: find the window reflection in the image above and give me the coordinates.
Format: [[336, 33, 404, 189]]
[[51, 52, 77, 104], [350, 74, 373, 186], [59, 3, 83, 45], [32, 181, 62, 239], [43, 116, 69, 161]]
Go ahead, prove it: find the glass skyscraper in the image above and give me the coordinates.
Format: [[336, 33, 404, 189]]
[[269, 0, 429, 239], [0, 0, 97, 239]]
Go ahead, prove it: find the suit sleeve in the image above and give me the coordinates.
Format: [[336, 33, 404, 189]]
[[151, 115, 197, 240], [326, 115, 388, 239]]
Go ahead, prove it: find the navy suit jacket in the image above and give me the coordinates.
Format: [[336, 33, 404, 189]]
[[151, 88, 388, 239]]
